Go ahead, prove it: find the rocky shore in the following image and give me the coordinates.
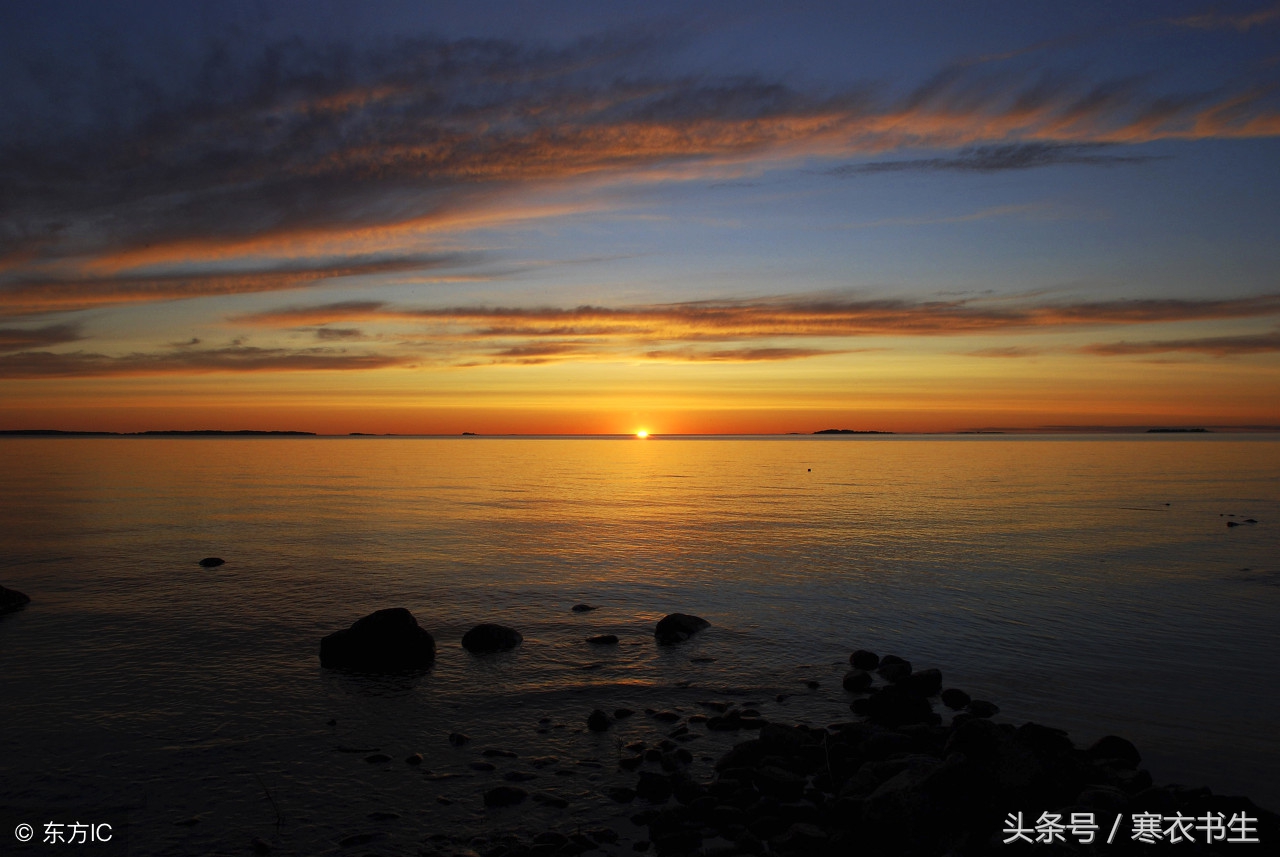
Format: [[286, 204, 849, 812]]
[[318, 609, 1277, 857]]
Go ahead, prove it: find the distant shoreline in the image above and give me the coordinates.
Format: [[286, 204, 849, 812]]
[[3, 427, 1279, 439]]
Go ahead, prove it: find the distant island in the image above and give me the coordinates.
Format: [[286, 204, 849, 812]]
[[0, 429, 316, 436], [813, 429, 894, 434], [1146, 427, 1209, 433]]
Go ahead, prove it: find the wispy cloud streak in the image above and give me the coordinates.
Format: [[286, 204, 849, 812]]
[[1172, 3, 1280, 32], [0, 256, 464, 318], [0, 323, 82, 353], [0, 346, 405, 379], [1081, 329, 1280, 356], [3, 33, 1278, 291], [237, 293, 1280, 339]]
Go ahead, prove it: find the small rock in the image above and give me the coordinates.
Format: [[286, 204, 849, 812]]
[[850, 649, 880, 670], [842, 669, 872, 693], [365, 753, 391, 763], [319, 608, 437, 672], [482, 748, 518, 758], [572, 603, 597, 612], [503, 771, 538, 782], [469, 761, 496, 771], [967, 699, 999, 718], [877, 660, 912, 683], [614, 708, 635, 719], [337, 832, 383, 847], [587, 634, 619, 645], [533, 792, 570, 808], [251, 837, 271, 855], [405, 753, 423, 765], [0, 585, 31, 615], [483, 786, 528, 808], [905, 667, 942, 697], [1087, 735, 1142, 768], [449, 732, 471, 746], [197, 557, 225, 568], [461, 623, 523, 654], [655, 613, 710, 644], [940, 688, 971, 710], [587, 709, 612, 731]]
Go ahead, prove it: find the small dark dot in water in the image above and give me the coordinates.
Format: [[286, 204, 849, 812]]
[[807, 468, 811, 472]]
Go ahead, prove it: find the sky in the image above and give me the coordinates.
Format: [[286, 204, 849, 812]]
[[1, 0, 1278, 434]]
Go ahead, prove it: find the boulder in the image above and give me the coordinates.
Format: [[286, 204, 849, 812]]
[[198, 557, 225, 568], [572, 603, 597, 612], [319, 607, 436, 671], [850, 649, 880, 670], [842, 669, 873, 693], [0, 585, 31, 615], [940, 688, 971, 710], [904, 667, 942, 697], [587, 709, 612, 731], [483, 786, 527, 808], [461, 623, 523, 653], [655, 613, 710, 644]]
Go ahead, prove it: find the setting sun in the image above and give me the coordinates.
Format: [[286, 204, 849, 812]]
[[635, 430, 649, 438]]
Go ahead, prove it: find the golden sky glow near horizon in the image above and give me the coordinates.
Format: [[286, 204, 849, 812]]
[[1, 2, 1279, 433]]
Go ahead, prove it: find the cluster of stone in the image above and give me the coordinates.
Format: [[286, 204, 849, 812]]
[[610, 649, 1279, 856]]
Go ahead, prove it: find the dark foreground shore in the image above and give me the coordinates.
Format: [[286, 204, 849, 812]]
[[314, 609, 1279, 857]]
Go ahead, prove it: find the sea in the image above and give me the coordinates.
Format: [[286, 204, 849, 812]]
[[1, 435, 1277, 856]]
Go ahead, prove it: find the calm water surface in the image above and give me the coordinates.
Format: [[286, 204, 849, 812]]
[[1, 436, 1278, 855]]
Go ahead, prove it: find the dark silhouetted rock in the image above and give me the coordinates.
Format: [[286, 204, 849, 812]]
[[483, 786, 527, 808], [461, 623, 523, 653], [655, 613, 710, 644], [842, 669, 872, 692], [198, 557, 224, 568], [448, 732, 470, 746], [850, 649, 880, 670], [863, 685, 935, 728], [905, 667, 942, 697], [587, 634, 619, 645], [588, 709, 612, 731], [1227, 520, 1241, 527], [405, 753, 423, 765], [877, 660, 912, 683], [1087, 735, 1141, 769], [319, 608, 436, 672], [940, 688, 971, 709], [572, 603, 596, 612], [0, 585, 31, 615], [967, 699, 999, 718]]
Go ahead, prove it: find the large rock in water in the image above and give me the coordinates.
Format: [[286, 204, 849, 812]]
[[461, 623, 523, 653], [0, 585, 31, 615], [319, 608, 436, 672], [654, 613, 710, 644]]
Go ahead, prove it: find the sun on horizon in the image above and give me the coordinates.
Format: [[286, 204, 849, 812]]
[[635, 430, 650, 439]]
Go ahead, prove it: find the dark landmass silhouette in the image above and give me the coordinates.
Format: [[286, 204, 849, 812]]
[[813, 429, 894, 434], [0, 429, 315, 436]]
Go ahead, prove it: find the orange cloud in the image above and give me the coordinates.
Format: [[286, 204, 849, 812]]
[[1081, 328, 1280, 356], [0, 256, 461, 318], [1172, 3, 1280, 32], [0, 346, 405, 379]]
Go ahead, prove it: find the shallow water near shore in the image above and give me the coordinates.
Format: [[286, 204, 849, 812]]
[[1, 435, 1278, 855]]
